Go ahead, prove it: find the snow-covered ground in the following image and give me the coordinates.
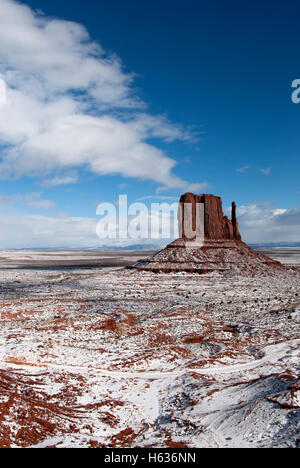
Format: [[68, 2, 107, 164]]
[[0, 251, 299, 448]]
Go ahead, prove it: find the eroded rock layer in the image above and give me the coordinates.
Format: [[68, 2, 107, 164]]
[[135, 239, 284, 274]]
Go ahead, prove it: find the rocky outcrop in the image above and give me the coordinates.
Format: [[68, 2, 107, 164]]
[[133, 193, 285, 275], [179, 193, 241, 241]]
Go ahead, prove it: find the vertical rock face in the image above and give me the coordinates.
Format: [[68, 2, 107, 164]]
[[179, 193, 241, 241]]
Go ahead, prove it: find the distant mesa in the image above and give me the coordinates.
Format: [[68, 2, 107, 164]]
[[133, 193, 285, 275]]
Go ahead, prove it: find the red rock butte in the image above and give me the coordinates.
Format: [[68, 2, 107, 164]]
[[134, 193, 285, 275]]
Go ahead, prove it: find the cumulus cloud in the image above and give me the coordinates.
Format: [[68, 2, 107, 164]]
[[0, 201, 299, 248], [0, 214, 98, 249], [237, 203, 300, 243], [0, 209, 178, 249], [0, 0, 137, 108], [0, 0, 202, 189]]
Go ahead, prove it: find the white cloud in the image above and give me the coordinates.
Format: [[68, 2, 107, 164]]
[[236, 166, 273, 177], [237, 203, 300, 243], [0, 214, 97, 249], [0, 202, 299, 248], [155, 181, 209, 194], [259, 167, 272, 175], [41, 173, 78, 187], [0, 0, 203, 190], [137, 195, 179, 201], [0, 0, 137, 108], [273, 209, 287, 216], [236, 165, 251, 173], [185, 182, 210, 193], [0, 210, 177, 249], [0, 192, 55, 209]]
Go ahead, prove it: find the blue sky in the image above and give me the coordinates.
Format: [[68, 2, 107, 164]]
[[0, 0, 299, 247]]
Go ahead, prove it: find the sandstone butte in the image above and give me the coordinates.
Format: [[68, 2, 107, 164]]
[[133, 193, 286, 275]]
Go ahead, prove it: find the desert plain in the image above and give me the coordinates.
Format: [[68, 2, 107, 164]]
[[0, 248, 299, 448]]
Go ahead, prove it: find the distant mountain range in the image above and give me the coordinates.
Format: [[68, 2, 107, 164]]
[[5, 244, 164, 252], [250, 242, 300, 249], [4, 242, 300, 251]]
